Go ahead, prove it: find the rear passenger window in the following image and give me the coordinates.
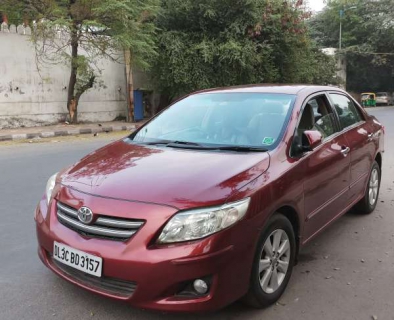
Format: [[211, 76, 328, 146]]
[[329, 94, 362, 129]]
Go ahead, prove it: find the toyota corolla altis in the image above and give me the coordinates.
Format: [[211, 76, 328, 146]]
[[35, 85, 384, 312]]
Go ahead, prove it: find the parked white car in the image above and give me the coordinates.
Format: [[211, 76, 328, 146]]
[[376, 92, 393, 106]]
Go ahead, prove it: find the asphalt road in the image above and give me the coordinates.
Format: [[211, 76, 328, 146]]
[[1, 108, 394, 320]]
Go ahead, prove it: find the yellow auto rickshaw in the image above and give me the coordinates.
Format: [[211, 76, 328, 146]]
[[361, 92, 376, 107]]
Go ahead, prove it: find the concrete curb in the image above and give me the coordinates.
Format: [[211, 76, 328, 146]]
[[0, 124, 138, 142]]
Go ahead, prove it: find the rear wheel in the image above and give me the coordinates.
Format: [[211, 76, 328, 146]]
[[243, 214, 296, 308], [355, 161, 381, 214]]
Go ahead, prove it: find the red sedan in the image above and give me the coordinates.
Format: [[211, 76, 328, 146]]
[[35, 85, 384, 312]]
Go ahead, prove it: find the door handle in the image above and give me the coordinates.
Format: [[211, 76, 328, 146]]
[[341, 146, 350, 156]]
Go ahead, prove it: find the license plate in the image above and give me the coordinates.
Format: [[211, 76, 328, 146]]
[[53, 242, 102, 277]]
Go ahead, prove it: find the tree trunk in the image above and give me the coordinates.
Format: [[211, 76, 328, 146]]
[[124, 50, 134, 122], [67, 25, 79, 123], [71, 100, 78, 123], [71, 75, 95, 124], [69, 98, 78, 123], [1, 13, 8, 24]]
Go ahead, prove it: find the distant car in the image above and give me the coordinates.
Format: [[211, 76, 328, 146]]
[[35, 85, 384, 312], [376, 92, 393, 106]]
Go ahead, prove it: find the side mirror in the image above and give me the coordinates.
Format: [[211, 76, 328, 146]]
[[302, 130, 323, 151]]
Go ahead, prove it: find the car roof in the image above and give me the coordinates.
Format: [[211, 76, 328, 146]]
[[194, 84, 343, 96]]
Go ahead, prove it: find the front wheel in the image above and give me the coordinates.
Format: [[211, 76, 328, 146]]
[[355, 161, 381, 214], [243, 214, 296, 308]]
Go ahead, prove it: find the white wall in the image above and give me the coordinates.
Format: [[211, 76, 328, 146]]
[[0, 24, 127, 128]]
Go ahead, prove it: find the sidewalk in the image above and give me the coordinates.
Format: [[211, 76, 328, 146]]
[[0, 121, 142, 142]]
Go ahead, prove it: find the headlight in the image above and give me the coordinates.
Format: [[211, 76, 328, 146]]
[[45, 173, 58, 204], [158, 198, 250, 243]]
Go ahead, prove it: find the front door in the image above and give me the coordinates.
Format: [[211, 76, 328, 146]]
[[296, 94, 351, 242]]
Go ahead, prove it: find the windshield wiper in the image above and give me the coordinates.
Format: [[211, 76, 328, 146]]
[[167, 143, 268, 152], [131, 139, 268, 152], [132, 140, 203, 147], [166, 141, 204, 148], [133, 139, 170, 145], [213, 146, 268, 152], [133, 140, 204, 148]]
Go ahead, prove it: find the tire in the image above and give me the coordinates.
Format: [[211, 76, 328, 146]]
[[355, 161, 381, 214], [243, 214, 296, 308]]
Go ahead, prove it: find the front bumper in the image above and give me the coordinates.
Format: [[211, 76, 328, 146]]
[[35, 190, 258, 312]]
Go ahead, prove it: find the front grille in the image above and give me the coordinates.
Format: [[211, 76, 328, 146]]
[[56, 202, 144, 241], [49, 256, 137, 297]]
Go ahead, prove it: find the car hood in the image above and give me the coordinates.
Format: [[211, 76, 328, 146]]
[[60, 139, 270, 210]]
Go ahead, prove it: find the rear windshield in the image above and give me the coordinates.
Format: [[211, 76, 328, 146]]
[[131, 92, 296, 149], [377, 93, 388, 97]]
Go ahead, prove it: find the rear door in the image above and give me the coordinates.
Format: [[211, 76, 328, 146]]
[[328, 92, 375, 204]]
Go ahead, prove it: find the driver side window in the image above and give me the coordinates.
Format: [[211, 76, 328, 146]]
[[309, 95, 339, 139], [292, 95, 339, 157]]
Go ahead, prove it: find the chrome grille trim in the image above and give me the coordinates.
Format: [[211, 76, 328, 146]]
[[57, 212, 137, 238], [57, 202, 78, 218], [56, 202, 144, 241], [95, 217, 144, 229]]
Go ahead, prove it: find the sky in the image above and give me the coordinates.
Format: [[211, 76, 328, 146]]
[[308, 0, 327, 12]]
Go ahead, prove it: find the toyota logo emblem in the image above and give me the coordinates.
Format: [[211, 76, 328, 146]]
[[77, 206, 93, 224]]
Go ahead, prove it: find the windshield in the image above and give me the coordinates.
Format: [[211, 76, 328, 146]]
[[377, 93, 387, 97], [131, 92, 296, 149]]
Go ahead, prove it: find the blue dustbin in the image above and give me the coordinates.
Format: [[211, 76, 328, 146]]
[[133, 90, 144, 121]]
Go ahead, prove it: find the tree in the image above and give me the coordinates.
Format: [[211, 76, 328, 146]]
[[0, 0, 33, 25], [5, 0, 159, 123], [309, 0, 394, 92], [152, 0, 339, 100]]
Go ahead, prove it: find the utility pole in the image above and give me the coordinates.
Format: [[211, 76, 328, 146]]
[[339, 10, 343, 50], [339, 6, 357, 51]]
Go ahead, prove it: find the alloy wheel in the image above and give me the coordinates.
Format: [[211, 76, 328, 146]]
[[368, 168, 379, 206], [259, 229, 291, 294]]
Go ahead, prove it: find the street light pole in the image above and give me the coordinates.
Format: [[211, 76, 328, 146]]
[[339, 6, 356, 51], [339, 19, 342, 50], [339, 9, 344, 50]]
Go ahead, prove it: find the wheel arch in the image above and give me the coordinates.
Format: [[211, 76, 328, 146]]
[[274, 205, 301, 260], [375, 152, 382, 171]]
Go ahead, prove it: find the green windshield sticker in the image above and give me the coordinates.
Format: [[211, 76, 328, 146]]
[[262, 137, 275, 145]]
